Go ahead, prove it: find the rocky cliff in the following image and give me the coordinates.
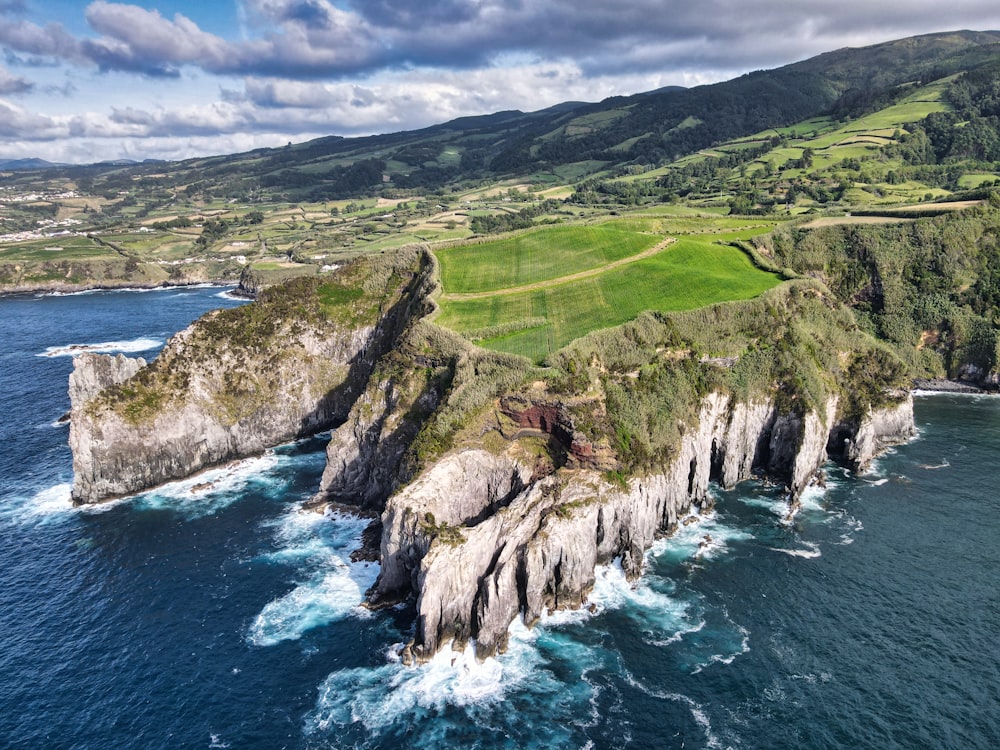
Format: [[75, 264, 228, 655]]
[[364, 388, 914, 662], [69, 248, 433, 503], [68, 255, 917, 663]]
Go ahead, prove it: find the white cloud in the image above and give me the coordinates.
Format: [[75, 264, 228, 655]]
[[0, 64, 32, 94], [0, 1, 995, 80], [1, 1, 1000, 161]]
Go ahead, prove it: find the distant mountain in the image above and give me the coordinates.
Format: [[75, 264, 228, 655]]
[[0, 158, 67, 171], [48, 30, 1000, 199]]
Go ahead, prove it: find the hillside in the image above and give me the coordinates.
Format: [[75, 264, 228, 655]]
[[3, 30, 999, 201], [5, 29, 1000, 367]]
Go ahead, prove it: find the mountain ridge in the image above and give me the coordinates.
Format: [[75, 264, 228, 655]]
[[6, 29, 1000, 194]]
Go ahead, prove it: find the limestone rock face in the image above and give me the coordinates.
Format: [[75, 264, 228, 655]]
[[313, 350, 445, 512], [69, 325, 373, 503], [375, 450, 533, 606], [68, 251, 433, 503], [69, 353, 147, 406], [830, 393, 915, 473], [380, 390, 905, 662]]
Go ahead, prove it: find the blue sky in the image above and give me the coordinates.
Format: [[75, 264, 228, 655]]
[[2, 1, 1000, 163]]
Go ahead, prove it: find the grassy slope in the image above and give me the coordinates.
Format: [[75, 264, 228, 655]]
[[435, 223, 660, 293], [434, 232, 783, 362], [659, 78, 961, 208]]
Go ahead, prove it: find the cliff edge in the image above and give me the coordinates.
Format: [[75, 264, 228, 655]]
[[69, 248, 434, 503], [68, 260, 915, 661]]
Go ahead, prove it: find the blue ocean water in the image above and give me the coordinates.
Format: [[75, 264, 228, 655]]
[[2, 287, 999, 749]]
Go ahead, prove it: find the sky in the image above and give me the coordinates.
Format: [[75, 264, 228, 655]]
[[1, 1, 1000, 164]]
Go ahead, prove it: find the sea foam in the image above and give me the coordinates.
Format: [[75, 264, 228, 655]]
[[37, 337, 163, 357], [130, 453, 282, 518], [246, 509, 378, 647]]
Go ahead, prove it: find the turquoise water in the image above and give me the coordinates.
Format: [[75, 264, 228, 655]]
[[1, 287, 998, 749]]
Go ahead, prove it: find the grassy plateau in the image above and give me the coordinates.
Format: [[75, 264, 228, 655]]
[[433, 219, 784, 362]]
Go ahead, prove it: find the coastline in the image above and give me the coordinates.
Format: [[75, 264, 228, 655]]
[[0, 278, 240, 299], [912, 378, 996, 395]]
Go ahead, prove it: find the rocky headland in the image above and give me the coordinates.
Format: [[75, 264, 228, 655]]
[[69, 247, 434, 502], [67, 247, 916, 662]]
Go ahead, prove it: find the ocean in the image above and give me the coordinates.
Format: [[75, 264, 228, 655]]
[[1, 287, 998, 749]]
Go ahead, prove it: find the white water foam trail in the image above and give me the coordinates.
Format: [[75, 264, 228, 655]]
[[301, 501, 773, 748], [651, 508, 753, 563], [305, 634, 557, 738], [37, 337, 163, 357], [246, 509, 379, 647], [622, 669, 724, 749], [738, 491, 791, 518], [307, 621, 609, 748], [769, 541, 822, 559], [130, 453, 283, 518], [5, 448, 306, 529], [0, 479, 141, 528], [1, 482, 77, 527], [42, 284, 226, 298], [519, 551, 710, 653]]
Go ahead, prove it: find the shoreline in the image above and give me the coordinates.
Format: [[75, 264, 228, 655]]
[[0, 279, 241, 299], [912, 378, 996, 395]]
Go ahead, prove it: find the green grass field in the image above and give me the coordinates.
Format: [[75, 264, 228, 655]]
[[0, 236, 114, 262], [434, 234, 783, 362], [435, 222, 662, 293]]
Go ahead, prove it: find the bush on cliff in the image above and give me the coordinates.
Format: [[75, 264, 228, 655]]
[[758, 204, 1000, 380]]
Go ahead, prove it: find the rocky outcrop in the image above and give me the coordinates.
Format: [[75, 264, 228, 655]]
[[368, 390, 906, 662], [375, 450, 534, 609], [69, 353, 147, 405], [68, 250, 434, 503], [67, 246, 918, 664], [498, 395, 618, 471], [828, 393, 915, 473], [234, 264, 265, 298], [311, 351, 446, 512]]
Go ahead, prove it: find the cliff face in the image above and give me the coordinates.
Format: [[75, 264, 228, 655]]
[[68, 250, 918, 663], [359, 390, 914, 662], [69, 249, 433, 503], [828, 394, 916, 473], [69, 352, 147, 405]]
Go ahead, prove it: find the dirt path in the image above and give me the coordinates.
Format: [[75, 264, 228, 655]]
[[440, 237, 675, 300]]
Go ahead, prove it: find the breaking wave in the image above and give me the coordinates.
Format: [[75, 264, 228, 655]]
[[247, 509, 378, 647], [37, 337, 163, 357]]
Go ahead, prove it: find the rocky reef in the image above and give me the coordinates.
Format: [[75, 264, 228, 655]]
[[68, 249, 916, 662]]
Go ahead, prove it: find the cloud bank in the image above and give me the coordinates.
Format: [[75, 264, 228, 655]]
[[0, 0, 998, 162]]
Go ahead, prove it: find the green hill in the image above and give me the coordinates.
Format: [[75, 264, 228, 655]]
[[6, 30, 1000, 203]]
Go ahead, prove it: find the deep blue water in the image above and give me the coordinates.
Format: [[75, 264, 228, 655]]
[[1, 287, 999, 749]]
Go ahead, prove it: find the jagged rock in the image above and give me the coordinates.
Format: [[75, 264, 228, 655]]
[[68, 250, 433, 503], [498, 395, 617, 470], [311, 342, 447, 512], [234, 264, 265, 298], [374, 449, 533, 607], [380, 390, 877, 662], [69, 352, 147, 405], [829, 393, 915, 473]]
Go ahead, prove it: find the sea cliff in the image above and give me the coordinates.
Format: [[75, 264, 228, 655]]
[[67, 249, 916, 660], [69, 247, 433, 503], [356, 387, 912, 661]]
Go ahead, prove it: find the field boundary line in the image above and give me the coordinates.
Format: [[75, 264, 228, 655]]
[[440, 237, 676, 300]]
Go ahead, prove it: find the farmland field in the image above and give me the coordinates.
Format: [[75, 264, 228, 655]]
[[434, 232, 783, 362], [435, 222, 661, 293]]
